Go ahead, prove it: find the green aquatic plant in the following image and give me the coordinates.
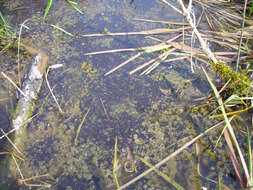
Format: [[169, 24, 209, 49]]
[[44, 0, 83, 20], [247, 127, 253, 185], [81, 62, 97, 77], [250, 1, 253, 17], [210, 61, 251, 97], [66, 0, 83, 14], [203, 67, 252, 188], [0, 11, 7, 26], [43, 0, 53, 20], [0, 11, 16, 53]]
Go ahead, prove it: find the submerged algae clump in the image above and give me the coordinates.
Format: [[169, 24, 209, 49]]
[[18, 120, 105, 189], [81, 62, 97, 78], [211, 61, 251, 97]]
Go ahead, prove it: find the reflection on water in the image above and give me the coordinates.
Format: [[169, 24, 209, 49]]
[[0, 0, 242, 189]]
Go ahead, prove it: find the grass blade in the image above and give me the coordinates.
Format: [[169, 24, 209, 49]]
[[247, 127, 253, 185], [214, 116, 234, 149], [49, 24, 73, 37], [0, 11, 7, 26], [44, 0, 53, 20], [74, 108, 90, 145], [202, 67, 250, 186], [249, 0, 253, 17], [217, 175, 221, 190], [66, 0, 83, 14], [138, 156, 185, 190], [113, 136, 120, 188]]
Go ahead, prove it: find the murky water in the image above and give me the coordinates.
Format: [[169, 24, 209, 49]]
[[0, 0, 245, 189]]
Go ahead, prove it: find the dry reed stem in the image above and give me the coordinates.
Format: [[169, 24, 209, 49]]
[[175, 0, 218, 64], [236, 0, 247, 72], [45, 67, 64, 114], [18, 174, 54, 183], [99, 97, 110, 120], [145, 36, 164, 42], [224, 128, 244, 188], [85, 48, 139, 55], [1, 72, 32, 103], [204, 11, 216, 31], [0, 129, 23, 155], [128, 34, 182, 75], [105, 53, 142, 76], [215, 11, 241, 26], [196, 7, 204, 26], [12, 154, 24, 179], [0, 113, 38, 141], [140, 49, 175, 75], [134, 18, 189, 25], [163, 56, 187, 63], [0, 128, 17, 140], [86, 33, 181, 56], [159, 0, 183, 14], [105, 34, 181, 76], [116, 120, 223, 190], [0, 97, 9, 102], [129, 48, 176, 75], [82, 28, 190, 37]]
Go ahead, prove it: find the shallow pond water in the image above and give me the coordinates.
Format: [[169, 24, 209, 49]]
[[0, 0, 246, 189]]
